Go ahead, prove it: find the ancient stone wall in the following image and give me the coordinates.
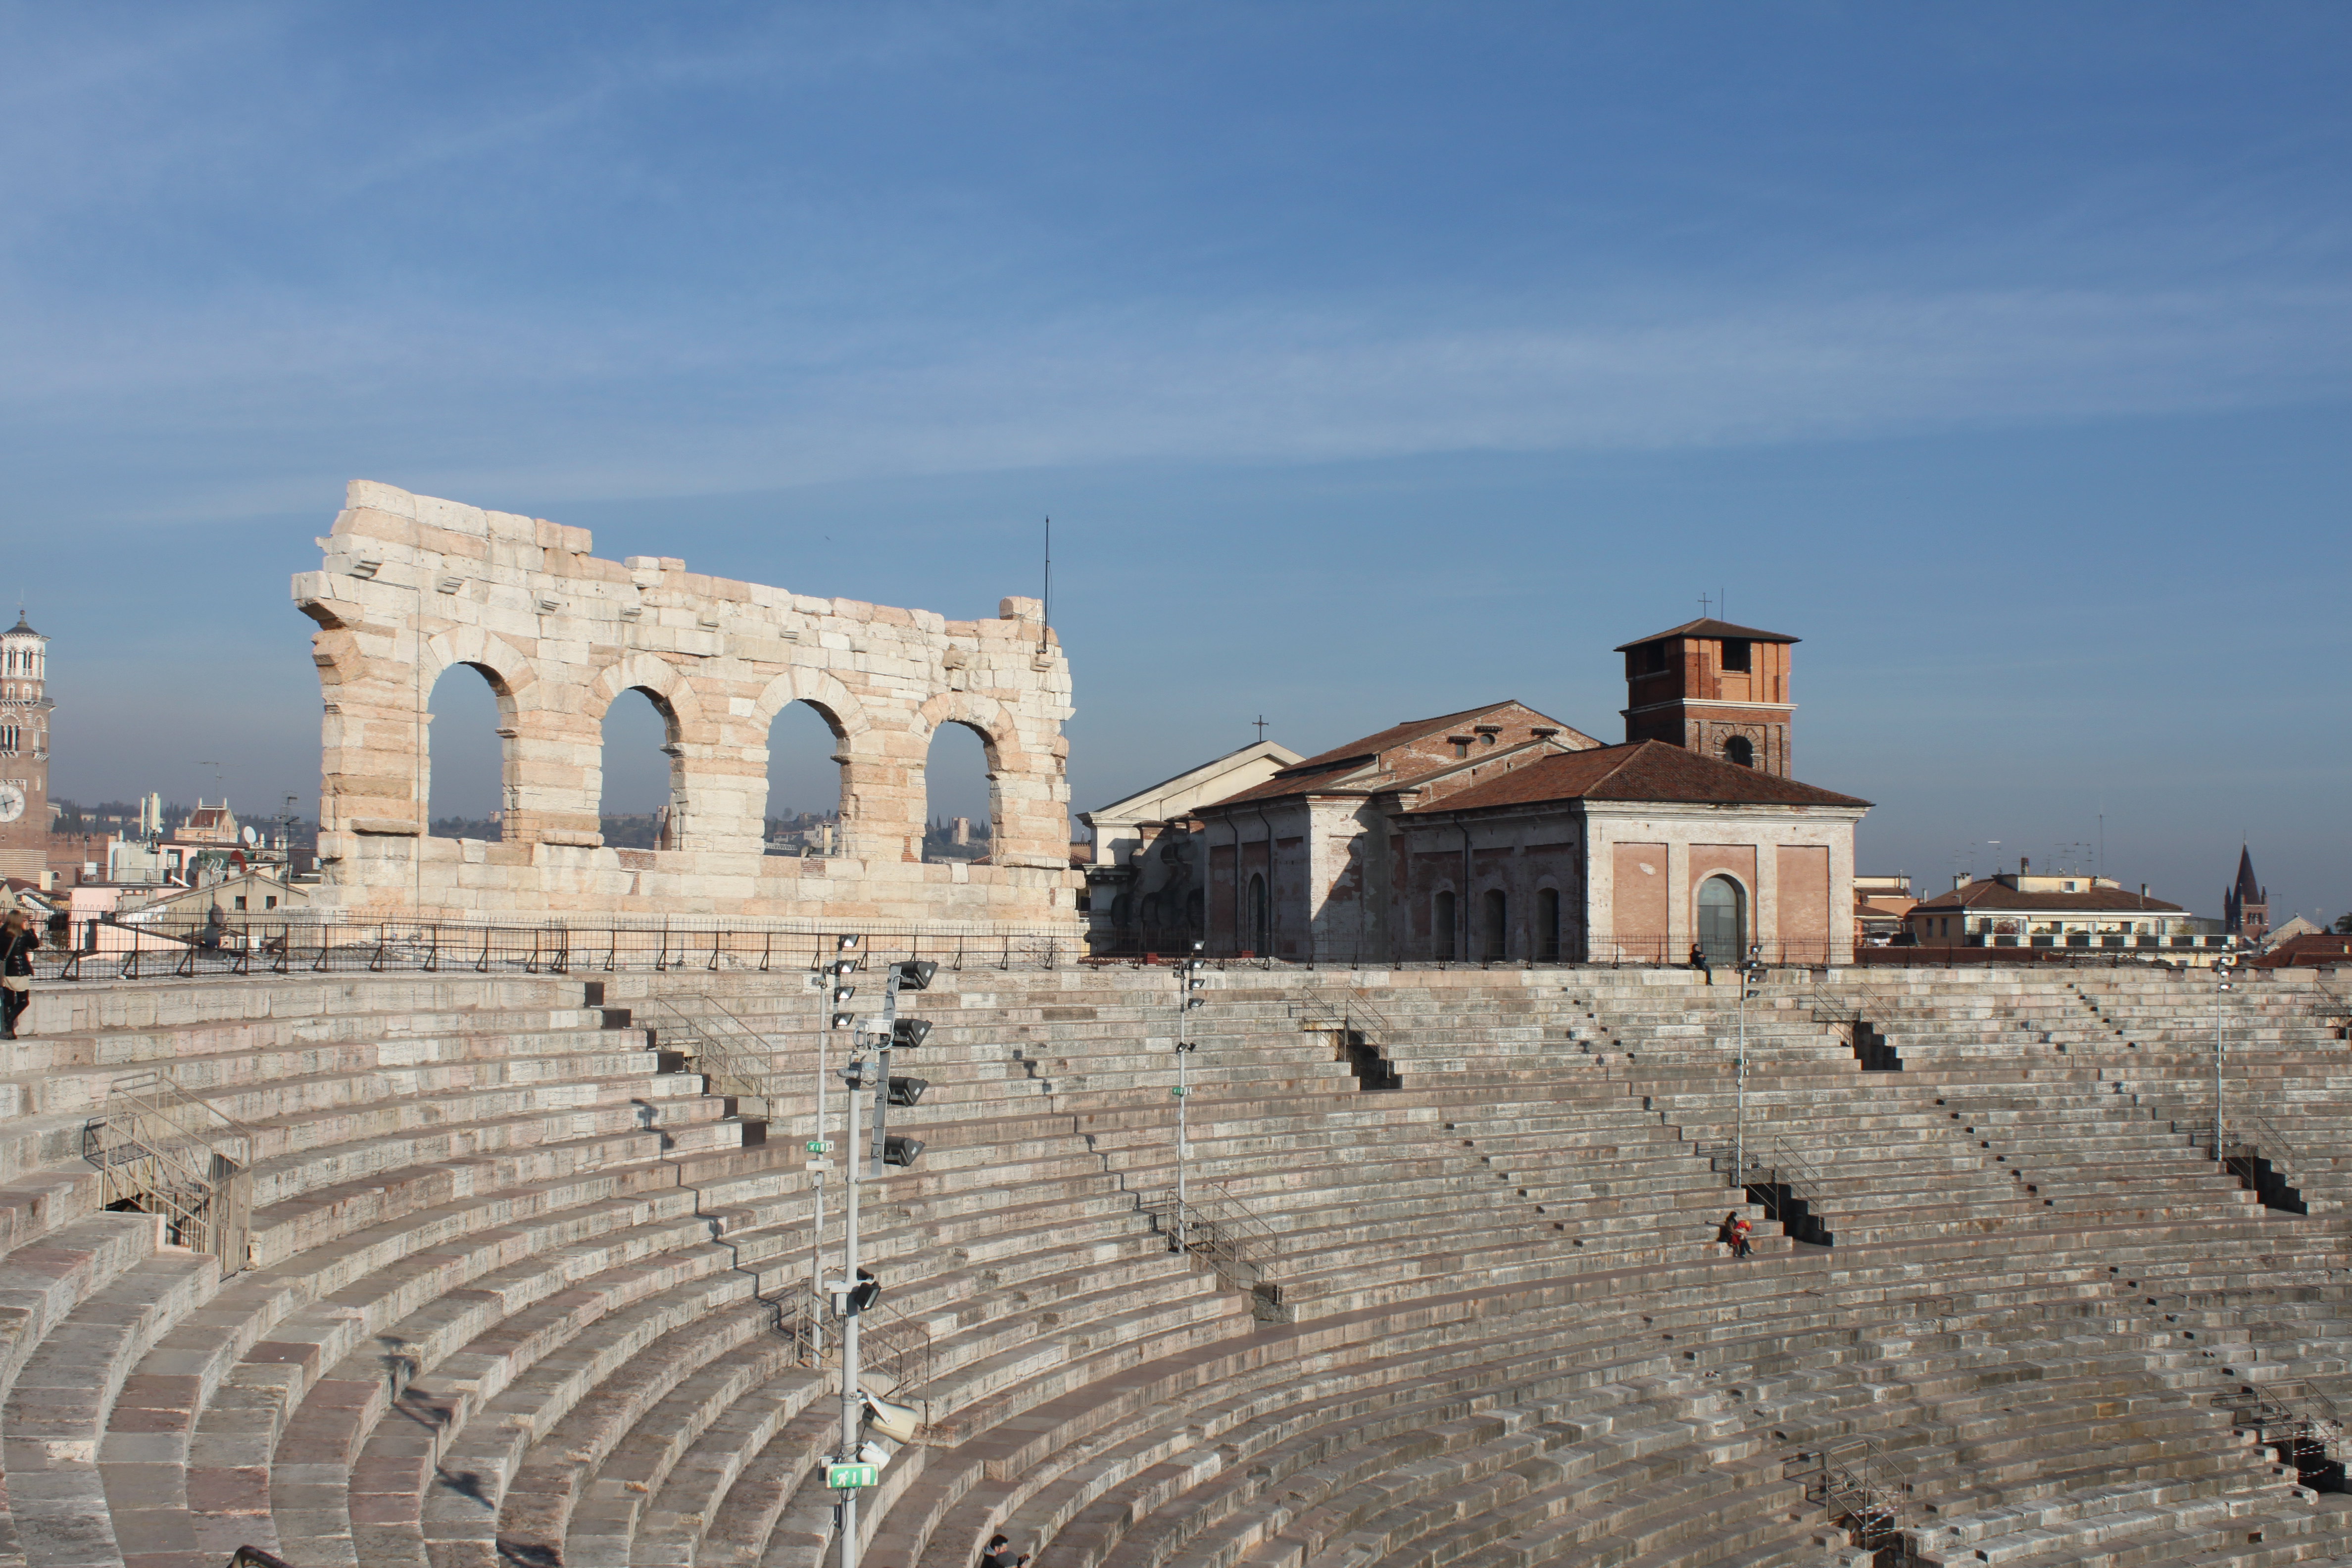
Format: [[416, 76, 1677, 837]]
[[291, 481, 1080, 929]]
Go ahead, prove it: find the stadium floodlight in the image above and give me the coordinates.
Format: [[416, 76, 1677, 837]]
[[832, 1012, 858, 1031], [837, 933, 862, 951], [830, 955, 863, 975], [891, 960, 937, 991], [833, 984, 857, 1004], [882, 1135, 925, 1168], [890, 1019, 932, 1049], [861, 1390, 921, 1443], [886, 1076, 929, 1107]]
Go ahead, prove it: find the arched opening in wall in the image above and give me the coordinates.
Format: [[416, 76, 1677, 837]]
[[1482, 889, 1508, 962], [1698, 876, 1747, 965], [600, 688, 679, 850], [426, 664, 506, 840], [923, 721, 994, 864], [1537, 887, 1562, 962], [1246, 874, 1269, 955], [1722, 735, 1755, 768], [1432, 890, 1457, 961], [764, 701, 843, 856], [1186, 888, 1204, 936]]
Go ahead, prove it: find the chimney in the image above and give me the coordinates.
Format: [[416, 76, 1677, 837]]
[[1953, 872, 1970, 891]]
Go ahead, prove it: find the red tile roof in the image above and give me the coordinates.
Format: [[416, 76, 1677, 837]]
[[1614, 617, 1799, 651], [1282, 702, 1522, 773], [1910, 881, 2186, 915], [1402, 740, 1869, 813], [1203, 702, 1579, 808]]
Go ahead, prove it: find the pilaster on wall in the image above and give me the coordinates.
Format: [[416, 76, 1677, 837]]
[[292, 480, 1080, 928]]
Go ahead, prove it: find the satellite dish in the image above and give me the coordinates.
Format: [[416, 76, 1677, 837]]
[[241, 826, 257, 844]]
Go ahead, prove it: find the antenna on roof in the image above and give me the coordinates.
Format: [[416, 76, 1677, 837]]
[[1042, 516, 1051, 654]]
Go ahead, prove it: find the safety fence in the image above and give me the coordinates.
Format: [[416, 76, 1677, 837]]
[[27, 915, 1079, 984]]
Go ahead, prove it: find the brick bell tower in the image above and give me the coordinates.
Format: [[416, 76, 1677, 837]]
[[1616, 617, 1799, 777], [0, 610, 52, 883]]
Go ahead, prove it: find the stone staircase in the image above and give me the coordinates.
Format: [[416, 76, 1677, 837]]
[[0, 962, 2339, 1567]]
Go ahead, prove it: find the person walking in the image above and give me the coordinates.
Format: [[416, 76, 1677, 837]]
[[1, 908, 39, 1041]]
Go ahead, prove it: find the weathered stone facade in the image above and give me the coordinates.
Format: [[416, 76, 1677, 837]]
[[293, 481, 1080, 928]]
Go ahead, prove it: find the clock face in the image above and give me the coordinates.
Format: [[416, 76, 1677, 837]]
[[0, 784, 21, 824]]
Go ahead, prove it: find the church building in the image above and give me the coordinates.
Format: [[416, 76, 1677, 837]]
[[1180, 618, 1868, 965]]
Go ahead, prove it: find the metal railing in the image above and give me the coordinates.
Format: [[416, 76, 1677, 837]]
[[1142, 1176, 1286, 1318], [1809, 1435, 1916, 1563], [83, 1071, 253, 1273], [1699, 1134, 1831, 1239], [30, 914, 1074, 984], [1295, 989, 1400, 1053], [778, 1280, 934, 1426], [638, 993, 788, 1121]]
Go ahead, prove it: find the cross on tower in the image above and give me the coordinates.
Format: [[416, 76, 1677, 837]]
[[1253, 715, 1269, 742], [1698, 593, 1713, 619]]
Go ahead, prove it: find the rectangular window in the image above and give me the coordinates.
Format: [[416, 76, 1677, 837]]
[[265, 896, 278, 910], [1720, 639, 1752, 673], [1644, 642, 1667, 674], [234, 896, 247, 911]]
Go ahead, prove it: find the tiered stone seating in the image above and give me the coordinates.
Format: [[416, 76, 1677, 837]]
[[0, 960, 2344, 1568]]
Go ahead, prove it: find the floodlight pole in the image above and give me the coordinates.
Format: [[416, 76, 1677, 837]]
[[1176, 964, 1189, 1257], [2212, 953, 2235, 1161], [1735, 945, 1761, 1184], [833, 950, 900, 1568]]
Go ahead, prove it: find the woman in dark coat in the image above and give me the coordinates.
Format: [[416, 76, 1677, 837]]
[[0, 908, 38, 1040]]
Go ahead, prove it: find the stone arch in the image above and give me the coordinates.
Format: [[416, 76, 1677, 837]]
[[422, 626, 537, 714], [586, 652, 707, 737], [912, 690, 1028, 772], [748, 668, 874, 852], [909, 690, 1038, 865], [750, 667, 872, 742], [586, 653, 714, 850]]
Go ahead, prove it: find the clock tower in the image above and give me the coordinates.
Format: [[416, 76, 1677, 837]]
[[0, 611, 51, 883]]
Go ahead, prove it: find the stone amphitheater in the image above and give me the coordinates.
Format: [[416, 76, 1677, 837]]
[[4, 956, 2352, 1568]]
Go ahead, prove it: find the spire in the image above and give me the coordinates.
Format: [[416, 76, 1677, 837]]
[[2234, 845, 2262, 902]]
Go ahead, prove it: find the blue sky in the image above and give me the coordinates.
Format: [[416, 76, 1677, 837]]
[[5, 3, 2348, 921]]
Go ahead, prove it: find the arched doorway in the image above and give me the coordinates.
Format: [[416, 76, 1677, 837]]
[[1246, 874, 1269, 955], [1482, 889, 1508, 962], [1536, 887, 1561, 962], [1432, 890, 1457, 961], [1697, 876, 1747, 965]]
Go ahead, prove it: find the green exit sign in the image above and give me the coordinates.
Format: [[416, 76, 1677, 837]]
[[827, 1462, 879, 1490], [806, 1139, 834, 1153]]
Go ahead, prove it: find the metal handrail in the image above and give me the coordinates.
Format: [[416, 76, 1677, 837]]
[[1813, 1434, 1915, 1562], [85, 1072, 253, 1270], [639, 995, 785, 1120], [778, 1280, 933, 1425], [1144, 1175, 1284, 1309]]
